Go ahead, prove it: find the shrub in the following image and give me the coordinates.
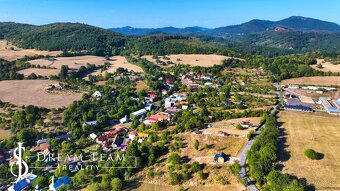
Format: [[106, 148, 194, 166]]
[[229, 162, 241, 175], [236, 124, 245, 130], [304, 149, 318, 160]]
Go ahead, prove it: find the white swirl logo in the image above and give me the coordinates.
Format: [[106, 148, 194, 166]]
[[10, 142, 29, 183]]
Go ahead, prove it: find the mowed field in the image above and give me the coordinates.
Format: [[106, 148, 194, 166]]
[[17, 68, 60, 77], [278, 111, 340, 190], [282, 76, 340, 86], [0, 40, 61, 61], [311, 59, 340, 73], [90, 56, 144, 75], [28, 55, 107, 70], [0, 80, 82, 108], [142, 54, 243, 67]]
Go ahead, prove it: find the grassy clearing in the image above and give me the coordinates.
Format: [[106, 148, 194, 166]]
[[17, 68, 60, 77], [142, 54, 243, 67], [176, 134, 246, 164], [0, 80, 82, 108], [278, 111, 340, 190], [311, 59, 340, 73], [282, 76, 340, 86], [0, 40, 60, 61], [0, 129, 11, 140]]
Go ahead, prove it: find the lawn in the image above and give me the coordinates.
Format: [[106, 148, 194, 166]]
[[278, 110, 340, 190]]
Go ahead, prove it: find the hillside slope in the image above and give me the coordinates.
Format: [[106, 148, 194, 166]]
[[3, 22, 126, 54]]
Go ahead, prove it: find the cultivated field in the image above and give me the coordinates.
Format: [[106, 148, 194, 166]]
[[17, 68, 60, 77], [0, 40, 61, 61], [311, 59, 340, 73], [282, 76, 340, 86], [278, 111, 340, 190], [0, 80, 82, 108], [142, 54, 243, 67], [28, 55, 107, 70], [90, 56, 144, 75]]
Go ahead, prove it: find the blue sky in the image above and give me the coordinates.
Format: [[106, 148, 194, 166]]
[[0, 0, 339, 28]]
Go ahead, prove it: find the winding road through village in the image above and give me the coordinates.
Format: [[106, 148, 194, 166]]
[[238, 83, 281, 191]]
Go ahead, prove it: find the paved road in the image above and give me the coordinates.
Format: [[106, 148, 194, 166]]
[[238, 83, 281, 191]]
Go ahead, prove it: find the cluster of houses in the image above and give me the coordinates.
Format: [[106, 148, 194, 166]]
[[90, 125, 148, 152], [181, 73, 216, 88], [7, 173, 71, 191]]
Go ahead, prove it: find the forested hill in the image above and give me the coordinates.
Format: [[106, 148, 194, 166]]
[[127, 35, 236, 56], [1, 22, 127, 55], [237, 31, 340, 54]]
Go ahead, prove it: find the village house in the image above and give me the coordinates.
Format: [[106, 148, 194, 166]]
[[128, 131, 138, 140], [214, 152, 229, 163], [144, 103, 153, 111], [31, 142, 50, 155], [83, 120, 97, 126], [89, 133, 97, 140], [37, 138, 49, 145], [144, 113, 170, 125], [164, 107, 179, 115], [49, 176, 72, 191], [8, 173, 37, 191], [119, 115, 129, 124], [56, 134, 71, 141], [162, 89, 167, 96], [92, 91, 102, 99], [131, 108, 148, 119]]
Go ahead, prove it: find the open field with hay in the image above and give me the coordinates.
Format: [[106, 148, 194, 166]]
[[90, 56, 144, 75], [282, 76, 340, 86], [0, 40, 61, 61], [132, 180, 245, 191], [207, 117, 261, 136], [17, 68, 60, 77], [142, 54, 243, 67], [0, 80, 82, 108], [311, 59, 340, 73], [278, 111, 340, 190], [28, 55, 107, 70], [176, 133, 246, 164]]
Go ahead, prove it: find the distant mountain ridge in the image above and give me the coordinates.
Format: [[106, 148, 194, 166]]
[[109, 26, 209, 36], [110, 16, 340, 37]]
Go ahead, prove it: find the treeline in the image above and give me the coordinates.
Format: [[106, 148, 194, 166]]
[[0, 59, 25, 80], [247, 115, 306, 190]]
